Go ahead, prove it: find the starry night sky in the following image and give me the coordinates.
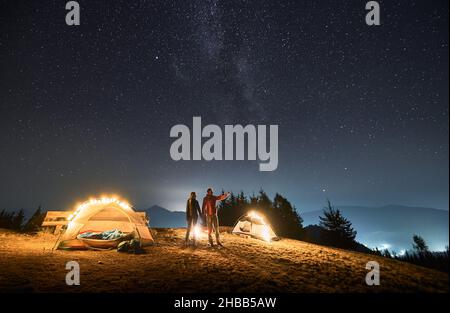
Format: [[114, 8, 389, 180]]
[[0, 0, 448, 214]]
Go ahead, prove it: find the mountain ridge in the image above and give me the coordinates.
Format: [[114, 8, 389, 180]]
[[299, 205, 449, 252]]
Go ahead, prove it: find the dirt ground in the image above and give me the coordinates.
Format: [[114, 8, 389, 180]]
[[0, 228, 448, 293]]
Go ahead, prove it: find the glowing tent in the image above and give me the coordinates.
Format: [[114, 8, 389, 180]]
[[58, 197, 153, 249], [232, 211, 278, 242]]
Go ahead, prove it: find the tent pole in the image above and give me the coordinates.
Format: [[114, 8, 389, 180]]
[[52, 226, 65, 251]]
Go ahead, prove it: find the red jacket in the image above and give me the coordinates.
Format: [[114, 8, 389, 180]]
[[202, 194, 228, 216]]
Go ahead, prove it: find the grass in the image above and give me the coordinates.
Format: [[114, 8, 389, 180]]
[[0, 228, 448, 293]]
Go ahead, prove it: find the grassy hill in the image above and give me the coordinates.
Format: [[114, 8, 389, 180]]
[[0, 228, 447, 292]]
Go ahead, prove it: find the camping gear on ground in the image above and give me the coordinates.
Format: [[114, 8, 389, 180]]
[[76, 229, 133, 249], [232, 211, 278, 242], [57, 197, 154, 249], [117, 239, 144, 254], [79, 229, 124, 240], [58, 238, 89, 250]]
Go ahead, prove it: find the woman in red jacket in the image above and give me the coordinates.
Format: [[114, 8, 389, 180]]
[[202, 188, 230, 246]]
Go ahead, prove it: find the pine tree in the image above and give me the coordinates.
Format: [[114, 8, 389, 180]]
[[256, 189, 272, 210], [23, 205, 46, 233], [383, 249, 392, 258], [249, 193, 258, 206], [319, 199, 356, 243], [218, 191, 246, 226], [412, 234, 429, 254], [11, 209, 25, 231], [272, 193, 303, 239], [255, 189, 274, 225], [0, 209, 11, 228]]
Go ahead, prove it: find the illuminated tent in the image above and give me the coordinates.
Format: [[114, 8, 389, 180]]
[[58, 197, 154, 249], [232, 211, 277, 242]]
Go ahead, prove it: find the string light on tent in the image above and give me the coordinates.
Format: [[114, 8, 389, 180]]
[[67, 196, 131, 221]]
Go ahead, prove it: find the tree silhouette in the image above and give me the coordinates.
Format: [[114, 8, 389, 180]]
[[218, 190, 253, 227], [412, 234, 429, 253], [11, 209, 25, 230], [379, 239, 448, 273], [319, 199, 356, 244], [256, 189, 272, 211], [0, 209, 15, 229], [272, 193, 303, 238], [23, 206, 46, 233]]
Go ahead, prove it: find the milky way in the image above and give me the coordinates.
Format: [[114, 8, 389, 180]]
[[0, 0, 448, 213]]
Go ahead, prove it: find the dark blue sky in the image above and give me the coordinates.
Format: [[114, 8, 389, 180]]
[[0, 0, 448, 214]]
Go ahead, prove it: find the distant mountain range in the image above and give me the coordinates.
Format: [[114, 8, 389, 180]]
[[142, 204, 449, 253], [144, 205, 186, 228], [300, 205, 449, 253]]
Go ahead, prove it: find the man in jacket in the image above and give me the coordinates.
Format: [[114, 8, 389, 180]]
[[185, 192, 202, 246], [202, 188, 230, 246]]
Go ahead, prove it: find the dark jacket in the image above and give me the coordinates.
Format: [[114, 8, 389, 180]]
[[186, 198, 201, 219]]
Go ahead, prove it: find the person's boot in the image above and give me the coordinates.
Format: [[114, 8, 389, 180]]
[[216, 234, 223, 246], [208, 236, 214, 247], [185, 233, 189, 246]]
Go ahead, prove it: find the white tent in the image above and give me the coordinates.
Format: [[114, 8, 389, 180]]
[[232, 211, 277, 242], [58, 197, 153, 249]]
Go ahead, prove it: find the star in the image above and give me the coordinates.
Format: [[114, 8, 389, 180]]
[[0, 0, 447, 216]]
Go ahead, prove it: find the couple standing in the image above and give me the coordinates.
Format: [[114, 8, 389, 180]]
[[185, 188, 230, 247]]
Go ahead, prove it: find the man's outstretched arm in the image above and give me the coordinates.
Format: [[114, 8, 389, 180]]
[[216, 192, 230, 201]]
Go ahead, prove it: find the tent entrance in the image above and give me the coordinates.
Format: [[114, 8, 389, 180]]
[[232, 212, 278, 242]]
